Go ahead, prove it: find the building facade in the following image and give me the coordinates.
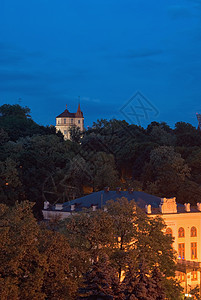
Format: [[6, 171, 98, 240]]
[[150, 198, 201, 294], [42, 190, 201, 294], [56, 104, 84, 140]]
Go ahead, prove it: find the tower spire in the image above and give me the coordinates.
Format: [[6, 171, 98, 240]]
[[76, 97, 83, 117]]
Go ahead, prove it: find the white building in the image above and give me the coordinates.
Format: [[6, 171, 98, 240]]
[[56, 104, 84, 140]]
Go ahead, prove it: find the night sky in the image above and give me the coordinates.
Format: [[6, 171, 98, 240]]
[[1, 0, 201, 128]]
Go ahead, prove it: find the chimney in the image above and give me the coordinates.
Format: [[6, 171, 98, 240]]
[[116, 187, 121, 193], [71, 204, 75, 211], [145, 204, 151, 214], [55, 204, 63, 210], [197, 203, 201, 211], [184, 203, 191, 212], [44, 201, 50, 210], [104, 187, 110, 193]]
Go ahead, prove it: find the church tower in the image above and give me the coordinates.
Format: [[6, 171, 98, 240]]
[[56, 104, 84, 140]]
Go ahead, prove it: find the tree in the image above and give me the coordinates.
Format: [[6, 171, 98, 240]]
[[0, 158, 25, 206], [78, 254, 122, 300], [189, 285, 201, 300], [69, 126, 83, 143], [61, 198, 181, 299], [123, 261, 157, 300], [0, 201, 78, 299], [62, 209, 115, 263], [174, 122, 201, 147], [0, 201, 46, 299], [0, 104, 61, 141], [144, 146, 190, 198], [38, 226, 78, 300]]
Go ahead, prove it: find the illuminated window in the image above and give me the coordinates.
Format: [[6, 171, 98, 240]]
[[191, 242, 197, 259], [178, 272, 185, 282], [166, 227, 172, 236], [178, 243, 185, 259], [178, 227, 185, 238], [191, 227, 197, 237], [191, 271, 198, 281]]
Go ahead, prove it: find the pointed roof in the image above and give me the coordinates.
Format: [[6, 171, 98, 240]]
[[56, 104, 83, 118], [75, 103, 83, 117]]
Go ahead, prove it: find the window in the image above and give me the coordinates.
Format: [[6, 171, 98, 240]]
[[64, 118, 66, 124], [78, 120, 80, 124], [178, 272, 185, 282], [71, 119, 73, 124], [57, 119, 60, 124], [191, 271, 198, 281], [166, 227, 172, 236], [178, 243, 185, 259], [178, 227, 185, 238], [191, 226, 197, 237], [191, 242, 197, 259], [64, 130, 67, 135]]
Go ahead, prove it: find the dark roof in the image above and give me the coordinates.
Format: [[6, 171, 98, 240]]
[[56, 109, 76, 118], [56, 104, 83, 118], [54, 190, 162, 212]]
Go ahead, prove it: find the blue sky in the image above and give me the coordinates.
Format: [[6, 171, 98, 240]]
[[0, 0, 201, 128]]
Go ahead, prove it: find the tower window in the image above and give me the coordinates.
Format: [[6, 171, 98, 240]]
[[64, 119, 66, 124]]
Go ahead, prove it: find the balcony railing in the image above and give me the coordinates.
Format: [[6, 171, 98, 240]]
[[177, 259, 201, 272]]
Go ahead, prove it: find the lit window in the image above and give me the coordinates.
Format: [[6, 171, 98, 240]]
[[178, 243, 185, 259], [166, 228, 172, 236], [178, 227, 185, 238], [191, 271, 198, 281], [191, 242, 197, 259], [64, 119, 66, 124], [191, 227, 197, 237], [178, 272, 185, 282]]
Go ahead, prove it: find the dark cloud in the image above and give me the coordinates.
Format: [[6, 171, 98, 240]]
[[0, 71, 37, 82], [107, 49, 164, 60], [168, 5, 192, 19], [0, 42, 44, 66]]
